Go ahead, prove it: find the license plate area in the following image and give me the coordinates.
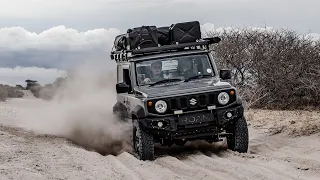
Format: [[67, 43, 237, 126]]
[[178, 112, 214, 125]]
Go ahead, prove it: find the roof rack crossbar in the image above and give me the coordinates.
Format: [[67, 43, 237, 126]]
[[110, 37, 221, 62], [131, 40, 209, 54]]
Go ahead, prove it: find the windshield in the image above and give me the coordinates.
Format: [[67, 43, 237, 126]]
[[135, 54, 214, 85]]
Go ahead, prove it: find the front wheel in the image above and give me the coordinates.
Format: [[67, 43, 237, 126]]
[[226, 116, 249, 153], [133, 120, 155, 161]]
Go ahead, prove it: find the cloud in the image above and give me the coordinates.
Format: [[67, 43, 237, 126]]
[[0, 26, 120, 51], [0, 67, 66, 86], [0, 23, 219, 69], [0, 22, 319, 86], [0, 25, 120, 69], [1, 0, 320, 34]]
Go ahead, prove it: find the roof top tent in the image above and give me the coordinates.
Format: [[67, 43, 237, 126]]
[[110, 21, 221, 63]]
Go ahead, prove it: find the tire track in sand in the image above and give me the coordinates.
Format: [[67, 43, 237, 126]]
[[116, 152, 184, 180], [154, 155, 225, 180], [1, 98, 320, 180]]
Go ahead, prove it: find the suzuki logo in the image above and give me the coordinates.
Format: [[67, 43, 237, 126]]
[[190, 98, 197, 105]]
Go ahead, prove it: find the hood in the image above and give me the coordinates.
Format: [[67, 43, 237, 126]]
[[135, 77, 232, 98]]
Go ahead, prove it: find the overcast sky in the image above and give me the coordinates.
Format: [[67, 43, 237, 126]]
[[0, 0, 319, 86]]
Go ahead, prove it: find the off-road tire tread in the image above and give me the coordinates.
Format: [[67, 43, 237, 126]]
[[133, 120, 154, 160], [228, 116, 249, 153]]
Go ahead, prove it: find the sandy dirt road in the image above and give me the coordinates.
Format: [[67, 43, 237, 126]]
[[0, 94, 320, 180]]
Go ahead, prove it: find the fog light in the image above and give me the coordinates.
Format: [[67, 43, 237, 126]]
[[226, 112, 232, 118], [158, 122, 163, 127]]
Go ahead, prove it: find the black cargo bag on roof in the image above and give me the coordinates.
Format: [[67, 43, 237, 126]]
[[170, 21, 201, 44], [127, 26, 159, 49], [157, 26, 170, 45], [114, 34, 127, 51]]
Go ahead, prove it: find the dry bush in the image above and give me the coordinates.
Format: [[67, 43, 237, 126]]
[[36, 73, 71, 101], [0, 84, 24, 101], [0, 86, 9, 101], [25, 80, 42, 98], [22, 76, 69, 101], [207, 27, 320, 110]]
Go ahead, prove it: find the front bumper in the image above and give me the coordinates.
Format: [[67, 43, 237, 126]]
[[139, 105, 244, 139]]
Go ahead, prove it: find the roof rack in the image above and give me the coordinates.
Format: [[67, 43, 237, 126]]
[[110, 37, 221, 63]]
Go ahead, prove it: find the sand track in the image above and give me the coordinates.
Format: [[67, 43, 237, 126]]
[[1, 97, 320, 180]]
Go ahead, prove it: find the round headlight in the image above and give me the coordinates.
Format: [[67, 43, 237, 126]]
[[218, 92, 230, 105], [155, 100, 167, 113]]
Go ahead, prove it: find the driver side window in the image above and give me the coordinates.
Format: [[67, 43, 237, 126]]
[[123, 69, 130, 85], [123, 67, 132, 93]]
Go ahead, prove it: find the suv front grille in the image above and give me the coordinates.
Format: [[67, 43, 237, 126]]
[[147, 90, 236, 115], [169, 93, 214, 112]]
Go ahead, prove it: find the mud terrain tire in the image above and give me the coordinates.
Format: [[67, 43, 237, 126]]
[[227, 116, 249, 153], [133, 120, 154, 160]]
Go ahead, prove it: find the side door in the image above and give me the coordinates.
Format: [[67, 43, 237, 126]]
[[121, 64, 132, 117], [115, 63, 131, 119]]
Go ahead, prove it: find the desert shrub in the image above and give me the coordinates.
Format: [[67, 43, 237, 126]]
[[15, 85, 25, 90], [25, 80, 42, 98], [0, 84, 24, 101], [206, 27, 320, 110], [31, 74, 71, 101], [0, 86, 9, 101], [7, 87, 24, 98]]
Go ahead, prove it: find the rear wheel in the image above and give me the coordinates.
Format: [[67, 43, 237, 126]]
[[133, 120, 154, 160], [226, 116, 249, 153]]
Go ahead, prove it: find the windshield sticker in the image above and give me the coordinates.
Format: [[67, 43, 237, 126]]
[[207, 68, 212, 73], [162, 60, 178, 70]]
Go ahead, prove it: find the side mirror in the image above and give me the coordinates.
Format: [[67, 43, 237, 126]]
[[116, 82, 130, 93], [220, 69, 231, 80]]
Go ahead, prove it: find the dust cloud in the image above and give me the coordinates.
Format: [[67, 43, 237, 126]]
[[18, 59, 133, 156], [14, 59, 226, 156]]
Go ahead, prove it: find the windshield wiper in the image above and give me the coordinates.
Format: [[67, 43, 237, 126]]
[[149, 78, 182, 87], [184, 74, 213, 82]]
